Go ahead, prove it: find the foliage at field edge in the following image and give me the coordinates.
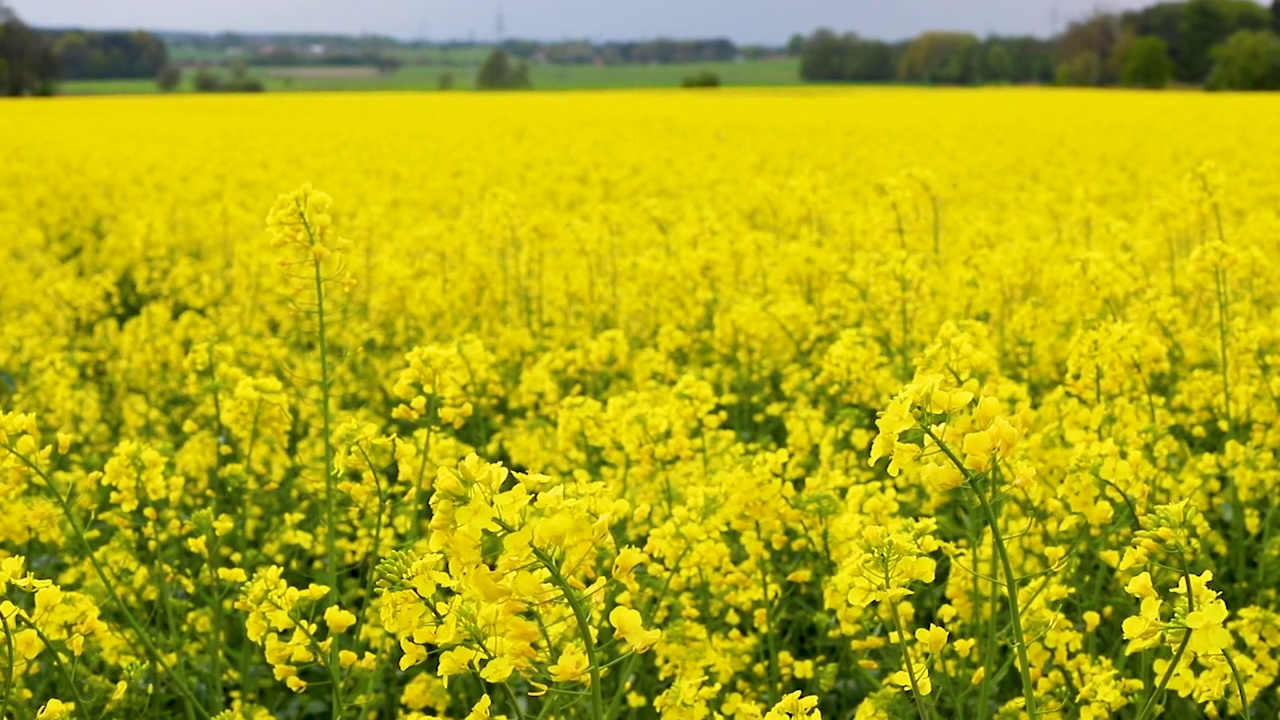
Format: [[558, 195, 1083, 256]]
[[2, 89, 1280, 720]]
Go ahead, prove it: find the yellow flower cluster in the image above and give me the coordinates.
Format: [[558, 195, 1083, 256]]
[[2, 88, 1280, 719]]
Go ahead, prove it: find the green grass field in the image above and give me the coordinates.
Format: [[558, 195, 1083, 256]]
[[57, 58, 802, 95]]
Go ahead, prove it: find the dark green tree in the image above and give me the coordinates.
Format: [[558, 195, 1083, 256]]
[[842, 38, 895, 80], [1180, 0, 1234, 80], [898, 32, 980, 84], [0, 2, 59, 95], [1272, 0, 1280, 32], [798, 30, 897, 82], [476, 49, 531, 89], [681, 70, 720, 87], [1000, 36, 1056, 83], [984, 42, 1012, 82], [786, 34, 804, 56], [1120, 35, 1175, 87], [798, 29, 844, 80], [1057, 11, 1123, 83], [1056, 50, 1102, 85], [1178, 0, 1271, 81], [193, 65, 221, 91], [1206, 29, 1280, 89], [157, 63, 181, 91], [1123, 3, 1185, 53]]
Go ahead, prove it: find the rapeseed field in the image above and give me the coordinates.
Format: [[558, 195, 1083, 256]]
[[3, 88, 1280, 719]]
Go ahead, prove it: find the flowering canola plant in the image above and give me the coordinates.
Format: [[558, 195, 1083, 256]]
[[2, 88, 1280, 719]]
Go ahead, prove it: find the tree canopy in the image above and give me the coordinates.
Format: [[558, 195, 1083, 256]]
[[476, 49, 531, 90], [796, 0, 1280, 89], [0, 2, 58, 95]]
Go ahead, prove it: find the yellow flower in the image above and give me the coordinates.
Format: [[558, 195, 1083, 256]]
[[438, 646, 478, 680], [265, 183, 333, 249], [14, 628, 44, 661], [549, 645, 590, 683], [610, 605, 662, 652], [889, 664, 932, 696], [1123, 572, 1158, 600], [765, 690, 822, 719], [36, 699, 73, 720], [186, 535, 209, 557], [33, 584, 63, 617], [480, 656, 515, 683], [612, 546, 647, 581], [464, 694, 493, 720], [0, 556, 24, 593], [914, 624, 948, 654], [1083, 610, 1102, 633], [1184, 599, 1233, 657], [323, 605, 357, 634], [217, 567, 248, 583]]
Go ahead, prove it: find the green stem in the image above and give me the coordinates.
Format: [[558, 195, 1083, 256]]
[[1222, 649, 1250, 718], [300, 204, 344, 718], [1199, 171, 1226, 246], [886, 576, 931, 720], [6, 446, 211, 719], [310, 238, 339, 594], [975, 495, 1000, 720], [411, 396, 436, 544], [152, 562, 197, 720], [206, 351, 228, 508], [17, 617, 91, 720], [1134, 560, 1195, 720], [1, 609, 15, 720], [281, 606, 347, 710], [532, 548, 604, 720], [352, 445, 388, 642], [1215, 266, 1232, 430], [969, 483, 1037, 719], [604, 543, 690, 718], [923, 426, 1037, 718], [899, 269, 912, 382], [498, 681, 527, 720], [1134, 629, 1191, 720], [206, 528, 225, 712], [756, 522, 780, 705]]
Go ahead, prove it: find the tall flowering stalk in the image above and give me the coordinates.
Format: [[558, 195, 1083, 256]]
[[869, 324, 1039, 719], [265, 184, 356, 714]]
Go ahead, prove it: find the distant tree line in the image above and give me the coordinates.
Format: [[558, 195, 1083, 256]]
[[46, 29, 168, 79], [160, 32, 403, 76], [502, 38, 741, 65], [795, 0, 1280, 90], [160, 30, 405, 56], [235, 49, 400, 75], [2, 2, 174, 95], [793, 30, 1054, 85]]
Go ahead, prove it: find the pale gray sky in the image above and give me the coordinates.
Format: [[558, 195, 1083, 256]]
[[7, 0, 1224, 44]]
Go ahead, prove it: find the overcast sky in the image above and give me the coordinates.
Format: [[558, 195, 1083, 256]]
[[7, 0, 1226, 45]]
